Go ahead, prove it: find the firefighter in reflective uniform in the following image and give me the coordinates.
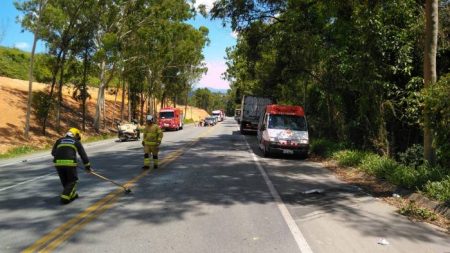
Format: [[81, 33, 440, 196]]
[[51, 128, 91, 204], [142, 115, 163, 169]]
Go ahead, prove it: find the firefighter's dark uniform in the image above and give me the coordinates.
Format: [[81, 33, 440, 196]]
[[51, 135, 90, 204]]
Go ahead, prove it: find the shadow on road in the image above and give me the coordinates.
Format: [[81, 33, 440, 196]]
[[1, 119, 448, 249]]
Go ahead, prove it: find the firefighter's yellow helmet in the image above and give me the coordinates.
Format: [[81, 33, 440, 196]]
[[67, 127, 81, 140]]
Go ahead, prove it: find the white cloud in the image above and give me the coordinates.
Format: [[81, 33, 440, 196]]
[[14, 42, 29, 50], [193, 0, 216, 12], [230, 31, 239, 39]]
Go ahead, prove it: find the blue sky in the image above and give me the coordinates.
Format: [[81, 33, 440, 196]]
[[0, 0, 236, 90]]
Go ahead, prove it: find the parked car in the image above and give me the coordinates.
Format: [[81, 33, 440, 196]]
[[212, 116, 219, 124], [203, 117, 215, 126]]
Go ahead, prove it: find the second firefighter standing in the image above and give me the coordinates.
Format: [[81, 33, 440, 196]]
[[141, 115, 163, 169]]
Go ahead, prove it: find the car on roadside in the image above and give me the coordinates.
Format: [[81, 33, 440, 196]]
[[203, 117, 215, 126], [212, 116, 219, 124]]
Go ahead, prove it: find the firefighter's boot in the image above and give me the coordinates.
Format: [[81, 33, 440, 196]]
[[143, 153, 150, 170], [153, 155, 158, 169]]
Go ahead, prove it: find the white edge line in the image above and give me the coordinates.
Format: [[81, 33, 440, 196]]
[[0, 172, 56, 192], [242, 133, 314, 253]]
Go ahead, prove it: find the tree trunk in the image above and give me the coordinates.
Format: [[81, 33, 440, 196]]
[[94, 60, 106, 131], [423, 0, 438, 164], [24, 33, 38, 139], [42, 50, 63, 135], [128, 84, 131, 122], [120, 81, 126, 121], [113, 85, 118, 128], [56, 51, 67, 132], [81, 47, 89, 132]]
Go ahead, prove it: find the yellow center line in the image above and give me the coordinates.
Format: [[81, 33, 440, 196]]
[[22, 126, 215, 253]]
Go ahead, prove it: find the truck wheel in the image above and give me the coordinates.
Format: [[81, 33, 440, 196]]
[[260, 140, 269, 157], [262, 145, 270, 157], [240, 124, 246, 135], [298, 152, 308, 160]]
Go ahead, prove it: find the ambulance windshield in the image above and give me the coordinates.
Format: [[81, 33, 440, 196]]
[[268, 115, 307, 131]]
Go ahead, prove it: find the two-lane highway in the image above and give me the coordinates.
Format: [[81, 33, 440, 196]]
[[0, 118, 449, 252]]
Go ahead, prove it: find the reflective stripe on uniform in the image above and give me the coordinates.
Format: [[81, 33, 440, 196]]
[[144, 158, 150, 166], [55, 160, 77, 166], [144, 141, 159, 145], [69, 182, 77, 198], [57, 143, 78, 152], [60, 194, 71, 200]]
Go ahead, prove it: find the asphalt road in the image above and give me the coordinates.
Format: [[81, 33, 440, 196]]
[[0, 118, 449, 252]]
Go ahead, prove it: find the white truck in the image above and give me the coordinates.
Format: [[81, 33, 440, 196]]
[[239, 95, 272, 134], [212, 110, 224, 122]]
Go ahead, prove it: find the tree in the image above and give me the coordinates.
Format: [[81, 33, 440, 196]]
[[423, 0, 439, 164], [15, 0, 48, 138]]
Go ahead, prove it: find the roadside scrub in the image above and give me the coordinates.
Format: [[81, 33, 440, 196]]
[[310, 138, 450, 203], [0, 133, 116, 160], [0, 145, 42, 159]]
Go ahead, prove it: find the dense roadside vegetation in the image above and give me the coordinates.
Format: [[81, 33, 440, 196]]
[[212, 1, 449, 203], [310, 139, 450, 203]]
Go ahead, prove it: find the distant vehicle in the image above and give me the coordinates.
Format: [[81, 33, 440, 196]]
[[234, 108, 241, 123], [257, 104, 309, 158], [116, 120, 140, 142], [212, 110, 224, 121], [240, 95, 272, 134], [203, 117, 215, 126], [212, 116, 218, 124], [158, 107, 184, 130]]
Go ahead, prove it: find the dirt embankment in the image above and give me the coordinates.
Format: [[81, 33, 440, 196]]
[[0, 76, 209, 154]]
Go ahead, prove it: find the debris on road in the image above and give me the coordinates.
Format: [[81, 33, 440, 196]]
[[302, 188, 325, 194], [377, 238, 390, 245]]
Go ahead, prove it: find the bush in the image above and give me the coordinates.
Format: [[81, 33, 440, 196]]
[[360, 154, 398, 179], [362, 155, 446, 189], [0, 146, 37, 158], [333, 150, 368, 167], [183, 118, 194, 124], [385, 164, 419, 189], [398, 144, 424, 168], [423, 175, 450, 202], [399, 201, 437, 221], [32, 91, 56, 124], [421, 74, 450, 168], [310, 139, 345, 158]]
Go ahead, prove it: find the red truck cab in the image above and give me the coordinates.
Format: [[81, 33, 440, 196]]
[[158, 107, 184, 131]]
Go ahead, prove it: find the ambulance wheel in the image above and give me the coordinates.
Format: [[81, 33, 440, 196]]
[[297, 152, 308, 160], [262, 144, 270, 157]]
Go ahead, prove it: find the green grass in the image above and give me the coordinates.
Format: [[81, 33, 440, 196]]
[[310, 138, 346, 158], [423, 176, 450, 202], [0, 146, 41, 159], [0, 133, 116, 160], [84, 133, 116, 143], [399, 201, 438, 221], [332, 150, 369, 167], [183, 118, 195, 124], [311, 139, 450, 203]]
